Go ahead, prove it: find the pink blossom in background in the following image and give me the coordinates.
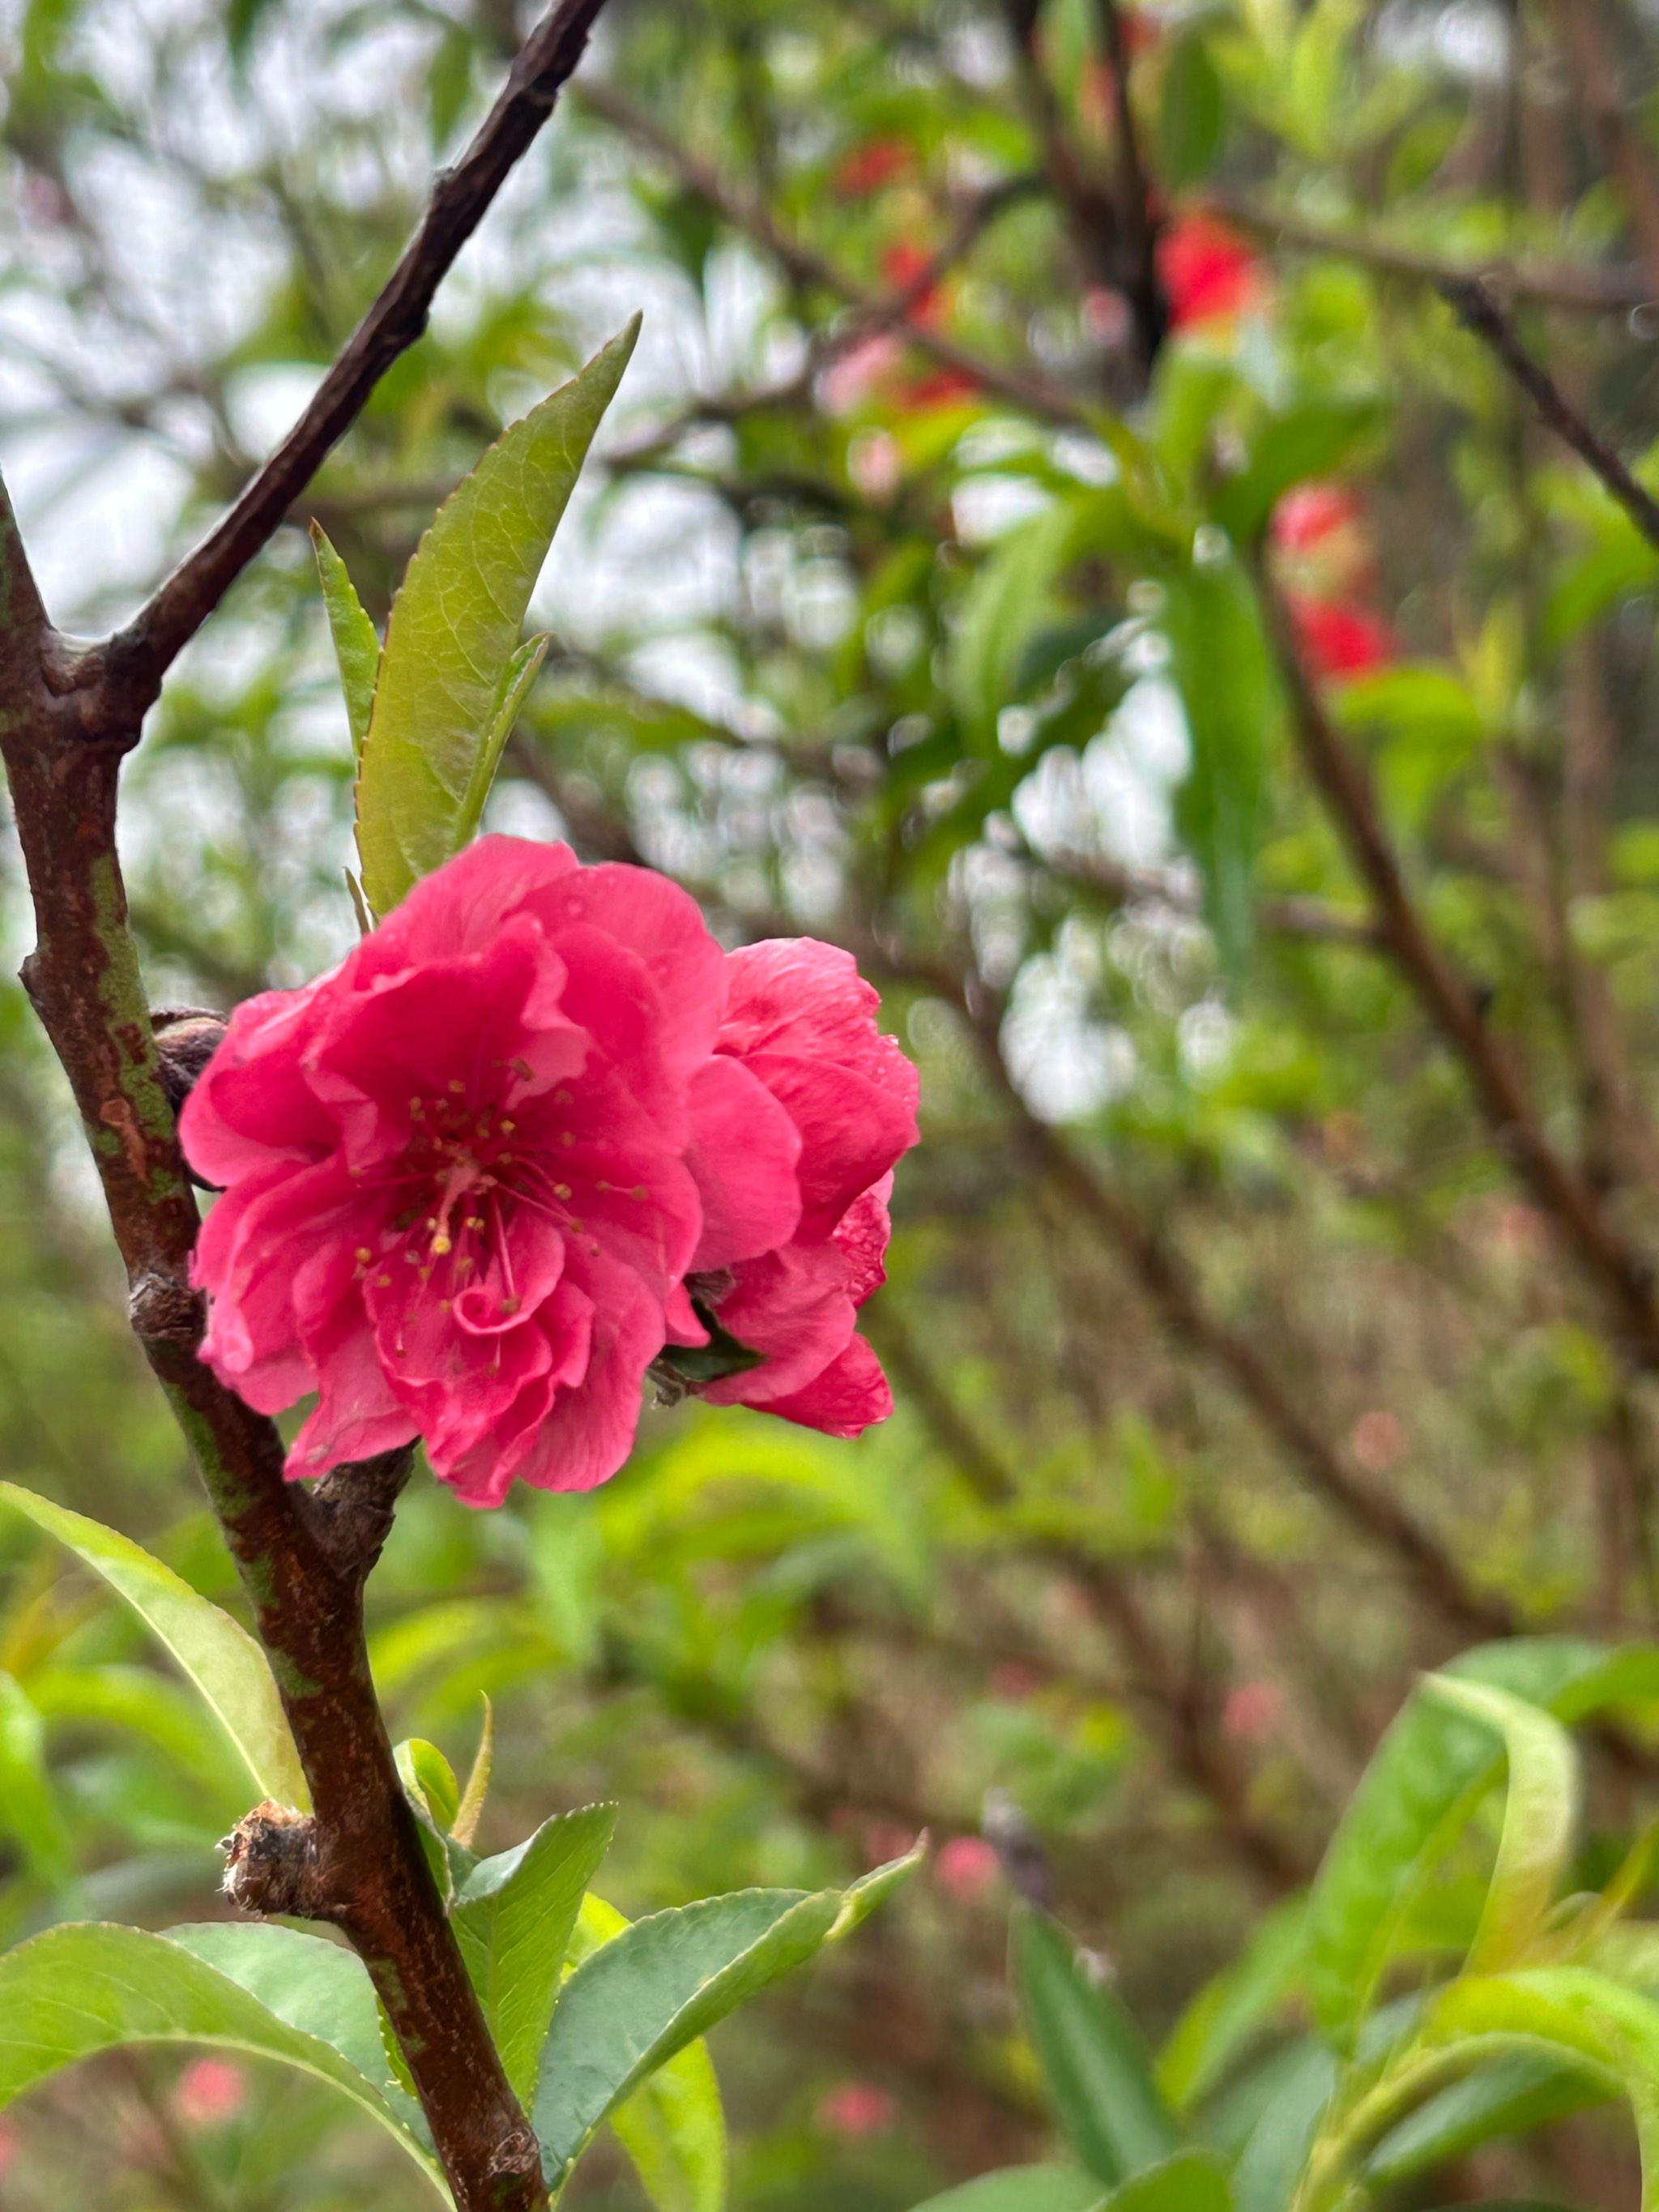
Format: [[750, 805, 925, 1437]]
[[675, 939, 920, 1436], [817, 2082, 898, 2141], [936, 1834, 1000, 1901], [0, 2116, 18, 2176], [1222, 1680, 1284, 1744], [184, 837, 787, 1504], [1350, 1408, 1405, 1475], [1271, 481, 1364, 556], [173, 2058, 248, 2129]]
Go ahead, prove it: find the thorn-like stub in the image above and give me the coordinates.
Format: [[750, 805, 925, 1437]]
[[127, 1270, 204, 1345], [223, 1800, 321, 1918]]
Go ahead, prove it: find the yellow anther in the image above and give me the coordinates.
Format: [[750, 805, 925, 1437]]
[[355, 1247, 372, 1264], [500, 1119, 515, 1135], [430, 1235, 452, 1257], [554, 1182, 571, 1200], [448, 1078, 466, 1095]]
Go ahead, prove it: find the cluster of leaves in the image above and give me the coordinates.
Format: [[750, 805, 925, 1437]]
[[913, 1645, 1659, 2212], [0, 1476, 920, 2206]]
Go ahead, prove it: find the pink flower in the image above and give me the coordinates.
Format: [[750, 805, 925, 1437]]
[[672, 940, 919, 1437], [1349, 1408, 1405, 1474], [1222, 1680, 1284, 1744], [936, 1834, 1000, 1901], [182, 836, 770, 1505], [817, 2082, 898, 2141], [0, 2117, 17, 2176], [173, 2058, 248, 2129], [1272, 482, 1363, 554]]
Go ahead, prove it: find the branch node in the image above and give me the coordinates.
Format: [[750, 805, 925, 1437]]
[[127, 1270, 204, 1346], [222, 1800, 322, 1917], [305, 1443, 417, 1580]]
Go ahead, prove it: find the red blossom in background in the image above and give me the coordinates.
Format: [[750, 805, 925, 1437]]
[[1157, 211, 1262, 327], [1285, 592, 1394, 680], [834, 138, 911, 199], [677, 940, 919, 1436], [183, 839, 915, 1500]]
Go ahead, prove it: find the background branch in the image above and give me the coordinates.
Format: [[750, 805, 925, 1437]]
[[83, 0, 613, 735]]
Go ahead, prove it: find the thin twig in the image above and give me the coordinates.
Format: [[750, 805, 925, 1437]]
[[83, 0, 614, 734], [1545, 0, 1659, 299], [1205, 188, 1650, 312], [1260, 561, 1659, 1380], [578, 82, 1090, 430], [1442, 275, 1659, 553], [1093, 0, 1166, 367]]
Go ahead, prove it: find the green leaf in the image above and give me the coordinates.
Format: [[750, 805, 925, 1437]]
[[0, 1672, 71, 1883], [1421, 1968, 1659, 2203], [1230, 2042, 1337, 2212], [1364, 2050, 1609, 2185], [456, 633, 549, 849], [396, 1738, 461, 1833], [311, 523, 380, 760], [1419, 1675, 1580, 1971], [1104, 2150, 1230, 2212], [949, 501, 1081, 754], [1308, 1640, 1659, 2050], [608, 2035, 727, 2212], [166, 1920, 425, 2140], [0, 1923, 443, 2194], [561, 1891, 728, 2209], [904, 2169, 1109, 2212], [1212, 400, 1384, 544], [1158, 1900, 1307, 2112], [1164, 551, 1282, 971], [532, 1885, 842, 2188], [1156, 36, 1225, 189], [452, 1800, 616, 2106], [1013, 1904, 1183, 2187], [452, 1696, 494, 1849], [0, 1481, 307, 1812], [355, 318, 639, 916], [830, 1832, 928, 1937]]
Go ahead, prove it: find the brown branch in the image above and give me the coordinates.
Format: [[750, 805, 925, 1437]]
[[867, 1304, 1312, 1893], [578, 82, 1090, 429], [79, 0, 612, 738], [1441, 276, 1659, 553], [1260, 566, 1659, 1380], [0, 0, 628, 2163], [1205, 188, 1650, 312], [1545, 0, 1659, 299], [1092, 0, 1166, 369]]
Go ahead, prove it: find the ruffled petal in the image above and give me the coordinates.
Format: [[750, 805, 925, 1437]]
[[684, 1055, 802, 1271], [758, 1332, 893, 1437]]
